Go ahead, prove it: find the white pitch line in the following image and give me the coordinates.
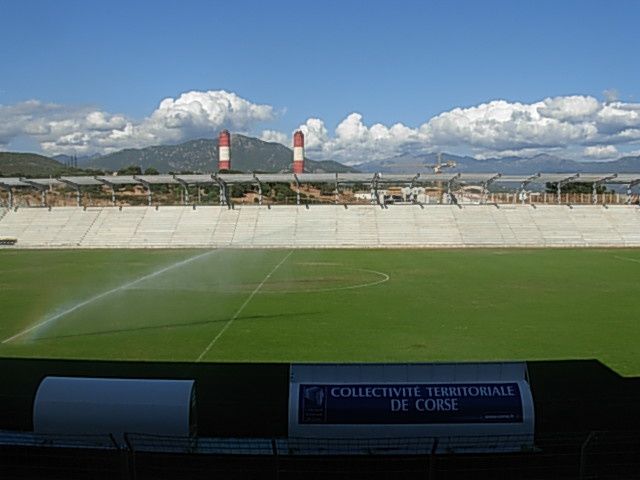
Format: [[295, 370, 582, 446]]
[[2, 249, 218, 344], [266, 268, 390, 294], [613, 255, 640, 265], [196, 250, 293, 362]]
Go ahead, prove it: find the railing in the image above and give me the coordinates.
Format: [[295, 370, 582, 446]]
[[2, 429, 640, 479], [4, 189, 640, 207]]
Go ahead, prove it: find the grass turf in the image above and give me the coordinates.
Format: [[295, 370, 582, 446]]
[[0, 248, 639, 375]]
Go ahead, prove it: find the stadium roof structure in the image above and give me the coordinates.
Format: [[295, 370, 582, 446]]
[[136, 174, 179, 185], [605, 173, 640, 185], [5, 172, 640, 192], [0, 177, 31, 188], [59, 176, 104, 187], [494, 174, 541, 184], [218, 173, 257, 184], [95, 175, 140, 186], [3, 171, 640, 208], [535, 173, 581, 184], [174, 174, 217, 185], [23, 178, 63, 188]]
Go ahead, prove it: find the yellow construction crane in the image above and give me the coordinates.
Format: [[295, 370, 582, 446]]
[[424, 153, 457, 173], [383, 153, 457, 173]]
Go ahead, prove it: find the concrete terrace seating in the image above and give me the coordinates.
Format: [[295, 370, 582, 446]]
[[0, 204, 639, 249]]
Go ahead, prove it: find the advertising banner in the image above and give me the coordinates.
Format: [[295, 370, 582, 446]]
[[288, 363, 535, 449], [299, 382, 522, 425]]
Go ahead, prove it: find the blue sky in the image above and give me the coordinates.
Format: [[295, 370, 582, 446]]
[[1, 0, 639, 161]]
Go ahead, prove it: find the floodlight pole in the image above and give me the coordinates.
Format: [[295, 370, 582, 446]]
[[212, 174, 229, 208], [293, 173, 301, 205], [334, 172, 340, 205], [0, 185, 14, 209], [370, 175, 376, 205], [24, 179, 48, 207], [96, 177, 117, 206], [482, 174, 501, 205], [370, 173, 381, 207], [626, 179, 640, 205], [519, 173, 541, 205], [590, 174, 617, 205], [557, 174, 580, 204], [174, 175, 190, 205], [135, 177, 152, 206], [253, 173, 263, 205], [446, 174, 461, 205], [409, 173, 420, 203], [60, 178, 82, 207]]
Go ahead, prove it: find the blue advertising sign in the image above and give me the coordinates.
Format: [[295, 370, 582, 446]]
[[299, 383, 522, 425]]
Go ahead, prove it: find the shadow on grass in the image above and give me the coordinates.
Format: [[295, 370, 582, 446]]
[[528, 359, 640, 435], [25, 311, 323, 342]]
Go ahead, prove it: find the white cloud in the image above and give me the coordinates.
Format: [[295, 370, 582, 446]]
[[596, 102, 640, 134], [537, 95, 601, 122], [584, 145, 618, 159], [296, 114, 422, 163], [260, 129, 288, 145], [603, 89, 620, 103], [298, 118, 329, 150], [293, 95, 640, 162], [3, 92, 640, 161], [0, 90, 274, 155], [422, 99, 598, 151]]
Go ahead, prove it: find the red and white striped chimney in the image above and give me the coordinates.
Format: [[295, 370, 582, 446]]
[[218, 130, 231, 171], [293, 130, 304, 174]]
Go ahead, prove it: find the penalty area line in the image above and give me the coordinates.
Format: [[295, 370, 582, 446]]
[[195, 250, 293, 362]]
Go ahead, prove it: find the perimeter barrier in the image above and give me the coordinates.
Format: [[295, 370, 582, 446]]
[[2, 430, 640, 479], [0, 430, 125, 479]]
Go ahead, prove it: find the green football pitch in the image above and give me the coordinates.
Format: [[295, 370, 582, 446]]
[[0, 248, 639, 375]]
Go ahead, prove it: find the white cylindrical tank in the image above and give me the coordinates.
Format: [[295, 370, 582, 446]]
[[33, 377, 196, 440]]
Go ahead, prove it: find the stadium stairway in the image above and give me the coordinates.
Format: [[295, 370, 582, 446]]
[[0, 204, 639, 249]]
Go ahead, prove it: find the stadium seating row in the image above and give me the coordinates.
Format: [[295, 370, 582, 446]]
[[0, 205, 639, 248]]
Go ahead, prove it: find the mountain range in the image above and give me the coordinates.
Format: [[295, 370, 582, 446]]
[[4, 134, 640, 178], [83, 135, 356, 173], [356, 152, 640, 175]]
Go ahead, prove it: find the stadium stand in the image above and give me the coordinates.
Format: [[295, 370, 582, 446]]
[[1, 204, 639, 248]]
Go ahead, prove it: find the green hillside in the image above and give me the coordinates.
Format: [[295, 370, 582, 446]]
[[0, 152, 67, 177]]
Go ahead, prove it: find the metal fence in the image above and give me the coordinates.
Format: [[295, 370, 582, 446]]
[[1, 430, 640, 479], [0, 430, 125, 479]]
